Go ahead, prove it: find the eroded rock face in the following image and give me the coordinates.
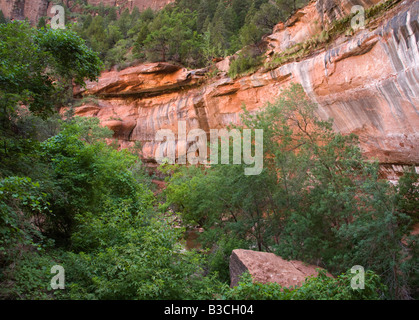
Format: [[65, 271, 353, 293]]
[[72, 0, 419, 178], [229, 249, 330, 288], [0, 0, 173, 24], [0, 0, 50, 23], [74, 63, 203, 98]]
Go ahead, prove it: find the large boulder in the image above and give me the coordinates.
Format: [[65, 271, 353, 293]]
[[229, 249, 330, 288]]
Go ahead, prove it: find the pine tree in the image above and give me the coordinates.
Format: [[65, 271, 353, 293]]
[[37, 16, 47, 29], [0, 9, 7, 24]]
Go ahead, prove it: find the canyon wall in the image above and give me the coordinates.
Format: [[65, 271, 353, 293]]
[[0, 0, 173, 23], [2, 0, 417, 178], [73, 0, 419, 179], [0, 0, 50, 23]]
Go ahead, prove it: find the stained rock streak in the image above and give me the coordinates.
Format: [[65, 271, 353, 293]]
[[68, 0, 418, 177]]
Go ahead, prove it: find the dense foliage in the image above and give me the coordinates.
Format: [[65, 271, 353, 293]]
[[225, 269, 386, 300], [43, 0, 309, 70], [164, 84, 419, 299], [0, 4, 417, 301], [0, 21, 101, 120]]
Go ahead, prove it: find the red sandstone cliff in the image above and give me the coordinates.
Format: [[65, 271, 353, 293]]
[[0, 0, 50, 23], [0, 0, 173, 23], [3, 0, 417, 179], [71, 0, 419, 180]]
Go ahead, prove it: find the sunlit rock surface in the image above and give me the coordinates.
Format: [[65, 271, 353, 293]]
[[70, 0, 419, 181]]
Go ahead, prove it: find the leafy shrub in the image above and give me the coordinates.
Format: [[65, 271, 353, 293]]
[[165, 83, 419, 299], [206, 235, 250, 284], [224, 269, 386, 300], [0, 250, 64, 300], [0, 177, 49, 265], [63, 202, 225, 300], [228, 47, 263, 78]]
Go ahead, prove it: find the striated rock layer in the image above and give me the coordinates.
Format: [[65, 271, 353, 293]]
[[0, 0, 50, 23], [73, 0, 419, 180]]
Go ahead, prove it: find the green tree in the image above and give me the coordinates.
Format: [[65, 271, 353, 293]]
[[85, 15, 109, 58], [117, 8, 132, 38], [238, 22, 264, 47], [0, 9, 7, 24], [37, 16, 47, 29], [0, 177, 49, 267], [64, 203, 224, 300], [0, 21, 101, 125], [39, 117, 147, 244], [252, 1, 282, 32], [143, 11, 172, 62], [232, 0, 253, 28], [144, 9, 202, 65], [164, 83, 418, 299]]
